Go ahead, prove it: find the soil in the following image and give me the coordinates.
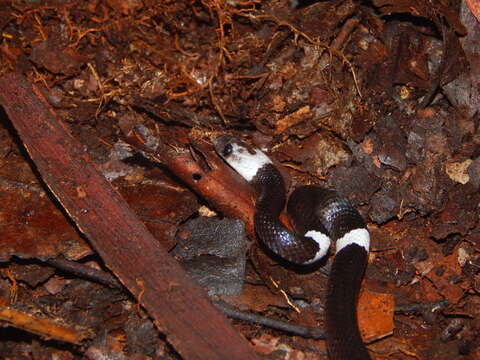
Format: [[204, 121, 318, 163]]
[[0, 0, 479, 359]]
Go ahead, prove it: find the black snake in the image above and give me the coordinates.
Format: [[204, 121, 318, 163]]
[[214, 134, 371, 360]]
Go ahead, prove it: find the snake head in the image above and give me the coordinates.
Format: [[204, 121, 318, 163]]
[[214, 134, 237, 158], [213, 134, 272, 182]]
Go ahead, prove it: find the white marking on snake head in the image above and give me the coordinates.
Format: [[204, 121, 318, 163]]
[[214, 135, 272, 182], [335, 228, 370, 254], [304, 230, 331, 264]]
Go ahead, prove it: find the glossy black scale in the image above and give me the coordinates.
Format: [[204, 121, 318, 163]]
[[252, 164, 320, 264]]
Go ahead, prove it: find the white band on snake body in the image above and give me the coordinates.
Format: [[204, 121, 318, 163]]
[[335, 228, 370, 254], [304, 230, 331, 263]]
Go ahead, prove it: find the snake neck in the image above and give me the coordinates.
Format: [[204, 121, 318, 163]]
[[252, 164, 286, 216]]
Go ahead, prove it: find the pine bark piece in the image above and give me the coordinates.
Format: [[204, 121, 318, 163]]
[[0, 72, 258, 360]]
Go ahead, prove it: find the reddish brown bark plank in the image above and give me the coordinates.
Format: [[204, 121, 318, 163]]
[[0, 73, 258, 360]]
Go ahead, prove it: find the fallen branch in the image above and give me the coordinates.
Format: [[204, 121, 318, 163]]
[[0, 302, 89, 344]]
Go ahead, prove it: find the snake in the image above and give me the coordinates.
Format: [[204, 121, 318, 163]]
[[214, 134, 371, 360]]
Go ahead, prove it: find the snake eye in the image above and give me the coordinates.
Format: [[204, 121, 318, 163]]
[[222, 144, 233, 157]]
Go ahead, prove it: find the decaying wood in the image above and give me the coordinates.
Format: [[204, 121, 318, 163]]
[[0, 73, 258, 360]]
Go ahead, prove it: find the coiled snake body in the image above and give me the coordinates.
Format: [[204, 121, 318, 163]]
[[214, 135, 371, 360]]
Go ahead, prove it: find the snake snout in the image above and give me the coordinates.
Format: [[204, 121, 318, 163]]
[[213, 134, 235, 153]]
